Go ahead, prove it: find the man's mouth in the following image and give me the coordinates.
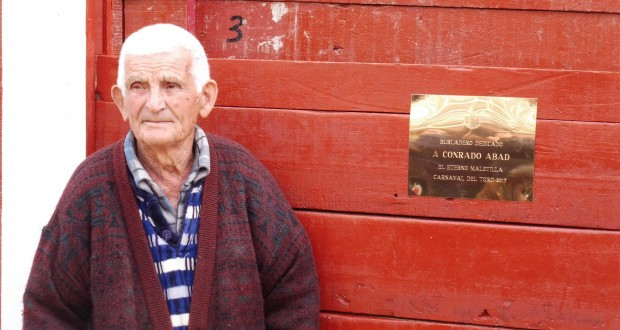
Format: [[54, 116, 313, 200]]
[[143, 120, 171, 125]]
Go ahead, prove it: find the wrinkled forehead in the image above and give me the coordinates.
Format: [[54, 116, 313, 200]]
[[122, 50, 193, 79]]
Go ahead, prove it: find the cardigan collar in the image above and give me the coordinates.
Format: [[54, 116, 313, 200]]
[[112, 136, 219, 329]]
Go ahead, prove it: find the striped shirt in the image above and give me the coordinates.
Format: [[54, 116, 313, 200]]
[[133, 180, 203, 330]]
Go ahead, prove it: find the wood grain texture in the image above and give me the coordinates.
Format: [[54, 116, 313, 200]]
[[187, 0, 197, 33], [283, 0, 620, 14], [94, 101, 620, 229], [124, 0, 188, 38], [93, 102, 128, 150], [104, 0, 124, 56], [197, 1, 620, 71], [87, 0, 97, 155], [96, 57, 620, 123], [300, 211, 620, 329], [204, 108, 620, 229], [320, 312, 489, 329], [93, 0, 124, 56]]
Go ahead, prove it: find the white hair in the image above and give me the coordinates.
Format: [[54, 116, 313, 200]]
[[117, 23, 210, 94]]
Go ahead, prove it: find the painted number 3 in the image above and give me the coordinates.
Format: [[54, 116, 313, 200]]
[[227, 16, 245, 42]]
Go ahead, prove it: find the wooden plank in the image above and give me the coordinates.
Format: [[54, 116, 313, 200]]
[[203, 108, 620, 229], [103, 0, 124, 56], [300, 211, 620, 329], [187, 0, 197, 33], [320, 312, 489, 329], [196, 1, 620, 71], [86, 0, 97, 155], [94, 102, 620, 229], [281, 0, 620, 14], [124, 0, 188, 38], [93, 102, 128, 151], [96, 57, 620, 123], [96, 56, 116, 102]]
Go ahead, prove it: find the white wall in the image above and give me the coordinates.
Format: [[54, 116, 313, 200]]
[[2, 2, 86, 328]]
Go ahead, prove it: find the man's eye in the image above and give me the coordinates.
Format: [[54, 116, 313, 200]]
[[130, 83, 144, 90], [165, 82, 180, 89]]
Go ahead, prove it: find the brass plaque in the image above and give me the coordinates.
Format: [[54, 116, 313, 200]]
[[408, 94, 537, 201]]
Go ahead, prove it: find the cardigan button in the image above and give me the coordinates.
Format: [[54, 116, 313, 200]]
[[162, 229, 172, 241]]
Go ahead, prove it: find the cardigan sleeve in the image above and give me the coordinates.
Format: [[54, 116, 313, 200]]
[[23, 181, 92, 328], [243, 158, 320, 329], [262, 227, 320, 329]]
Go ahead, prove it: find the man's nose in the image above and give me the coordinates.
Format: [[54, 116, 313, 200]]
[[145, 86, 165, 111]]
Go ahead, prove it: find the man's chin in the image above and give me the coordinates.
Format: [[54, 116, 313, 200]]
[[140, 121, 174, 131], [135, 132, 175, 148]]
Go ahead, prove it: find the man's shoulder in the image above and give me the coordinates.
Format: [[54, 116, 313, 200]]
[[59, 142, 122, 201], [70, 142, 119, 180], [207, 133, 261, 165], [206, 133, 282, 193], [48, 141, 123, 227]]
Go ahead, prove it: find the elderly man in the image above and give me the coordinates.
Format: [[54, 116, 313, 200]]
[[23, 24, 319, 329]]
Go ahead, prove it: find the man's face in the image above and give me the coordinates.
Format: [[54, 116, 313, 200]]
[[112, 51, 214, 150]]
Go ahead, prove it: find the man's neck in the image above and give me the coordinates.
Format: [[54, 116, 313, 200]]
[[136, 138, 194, 208]]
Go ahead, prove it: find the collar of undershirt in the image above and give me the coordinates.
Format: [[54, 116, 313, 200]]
[[123, 125, 211, 199]]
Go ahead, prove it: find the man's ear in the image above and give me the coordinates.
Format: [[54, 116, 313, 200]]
[[111, 85, 128, 121], [199, 80, 218, 118]]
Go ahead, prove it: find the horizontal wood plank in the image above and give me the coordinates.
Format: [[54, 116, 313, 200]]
[[197, 1, 620, 71], [300, 211, 620, 329], [320, 312, 489, 329], [96, 57, 620, 123], [123, 0, 188, 39], [289, 0, 620, 14], [204, 107, 619, 229], [94, 102, 620, 229]]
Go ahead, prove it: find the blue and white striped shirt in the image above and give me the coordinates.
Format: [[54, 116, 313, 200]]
[[133, 180, 203, 330]]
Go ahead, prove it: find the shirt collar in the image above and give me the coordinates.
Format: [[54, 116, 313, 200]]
[[124, 125, 211, 197]]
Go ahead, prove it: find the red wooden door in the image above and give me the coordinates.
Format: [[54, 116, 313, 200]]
[[89, 0, 620, 328]]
